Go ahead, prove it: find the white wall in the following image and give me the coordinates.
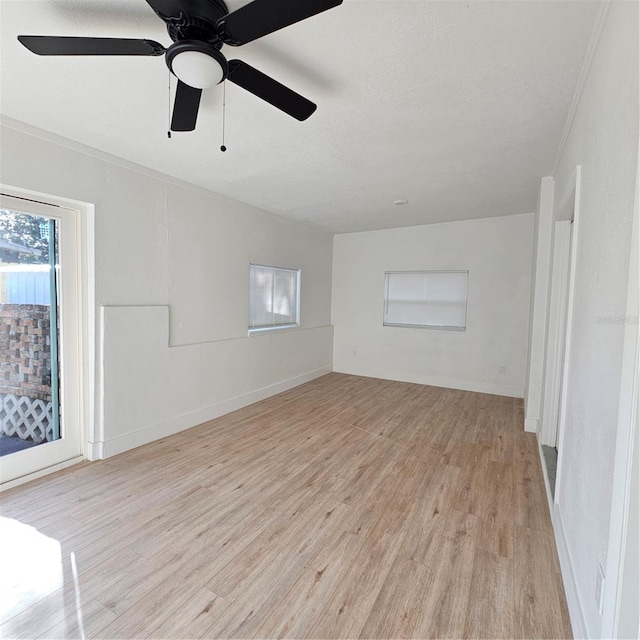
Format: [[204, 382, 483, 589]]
[[0, 118, 333, 458], [332, 214, 534, 397], [539, 2, 639, 637], [613, 169, 639, 639], [616, 403, 638, 639]]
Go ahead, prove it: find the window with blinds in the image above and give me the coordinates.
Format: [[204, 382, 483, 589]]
[[249, 264, 300, 331], [383, 270, 468, 330]]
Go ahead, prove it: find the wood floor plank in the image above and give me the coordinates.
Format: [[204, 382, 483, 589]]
[[463, 548, 514, 639], [303, 493, 413, 639], [398, 479, 466, 568], [198, 499, 354, 638], [514, 476, 553, 532], [204, 498, 347, 601], [304, 531, 401, 638], [0, 373, 570, 640], [252, 530, 366, 639], [36, 598, 117, 640], [513, 524, 570, 639], [0, 547, 143, 637], [476, 511, 514, 559], [145, 588, 229, 639], [358, 556, 430, 639], [93, 553, 226, 639], [411, 513, 477, 639]]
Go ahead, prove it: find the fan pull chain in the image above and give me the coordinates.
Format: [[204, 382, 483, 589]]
[[220, 81, 227, 152], [167, 70, 172, 139]]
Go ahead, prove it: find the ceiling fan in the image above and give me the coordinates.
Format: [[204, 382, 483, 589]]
[[17, 0, 342, 131]]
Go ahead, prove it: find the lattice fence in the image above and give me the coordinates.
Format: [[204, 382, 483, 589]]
[[0, 394, 53, 443]]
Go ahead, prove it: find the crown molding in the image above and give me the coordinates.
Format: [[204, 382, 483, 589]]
[[551, 0, 612, 177]]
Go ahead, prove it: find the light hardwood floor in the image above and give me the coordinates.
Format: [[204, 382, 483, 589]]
[[0, 373, 572, 639]]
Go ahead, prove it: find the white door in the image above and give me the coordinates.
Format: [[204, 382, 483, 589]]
[[0, 194, 83, 486]]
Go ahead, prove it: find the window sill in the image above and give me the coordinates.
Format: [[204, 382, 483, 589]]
[[383, 322, 466, 332], [248, 324, 300, 336]]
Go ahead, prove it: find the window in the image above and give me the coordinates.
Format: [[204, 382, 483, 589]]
[[383, 270, 468, 330], [249, 263, 300, 332]]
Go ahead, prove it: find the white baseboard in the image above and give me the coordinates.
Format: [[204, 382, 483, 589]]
[[537, 438, 554, 510], [97, 365, 332, 459], [86, 441, 104, 461], [538, 435, 589, 640], [553, 504, 589, 640], [333, 363, 524, 398], [525, 417, 539, 433]]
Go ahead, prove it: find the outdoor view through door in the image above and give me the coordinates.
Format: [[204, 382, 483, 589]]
[[0, 193, 82, 487], [0, 209, 60, 457]]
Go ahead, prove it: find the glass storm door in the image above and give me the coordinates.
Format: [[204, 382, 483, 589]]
[[0, 195, 82, 486]]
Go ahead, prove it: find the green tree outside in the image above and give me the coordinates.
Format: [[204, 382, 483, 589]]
[[0, 209, 50, 264]]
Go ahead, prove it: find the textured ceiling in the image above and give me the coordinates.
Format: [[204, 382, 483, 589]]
[[0, 0, 600, 233]]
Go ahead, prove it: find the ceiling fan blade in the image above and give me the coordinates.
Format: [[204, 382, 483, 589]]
[[17, 36, 165, 56], [227, 60, 316, 121], [171, 80, 202, 131], [217, 0, 343, 46]]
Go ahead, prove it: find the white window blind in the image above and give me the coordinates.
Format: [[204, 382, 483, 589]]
[[384, 270, 468, 330], [249, 264, 300, 331]]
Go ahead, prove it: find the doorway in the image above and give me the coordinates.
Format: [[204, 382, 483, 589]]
[[540, 167, 581, 500], [541, 219, 574, 496], [0, 194, 84, 487]]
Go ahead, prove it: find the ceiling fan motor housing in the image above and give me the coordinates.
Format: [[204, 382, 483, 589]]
[[164, 0, 229, 44]]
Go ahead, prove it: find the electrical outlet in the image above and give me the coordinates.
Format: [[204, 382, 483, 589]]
[[498, 365, 507, 375], [595, 563, 605, 615]]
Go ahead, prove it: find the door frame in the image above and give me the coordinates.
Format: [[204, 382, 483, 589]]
[[0, 186, 95, 490], [549, 165, 581, 503], [541, 219, 573, 448]]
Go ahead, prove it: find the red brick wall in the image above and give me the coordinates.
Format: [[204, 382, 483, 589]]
[[0, 304, 52, 402]]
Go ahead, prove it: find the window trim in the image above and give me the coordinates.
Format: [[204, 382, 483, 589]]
[[248, 263, 301, 334], [383, 269, 469, 332]]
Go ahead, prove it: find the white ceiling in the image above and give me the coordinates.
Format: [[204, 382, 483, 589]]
[[0, 0, 600, 233]]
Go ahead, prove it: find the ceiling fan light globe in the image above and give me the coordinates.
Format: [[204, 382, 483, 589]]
[[170, 50, 224, 89]]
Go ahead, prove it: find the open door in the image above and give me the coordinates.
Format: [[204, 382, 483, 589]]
[[0, 194, 83, 487]]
